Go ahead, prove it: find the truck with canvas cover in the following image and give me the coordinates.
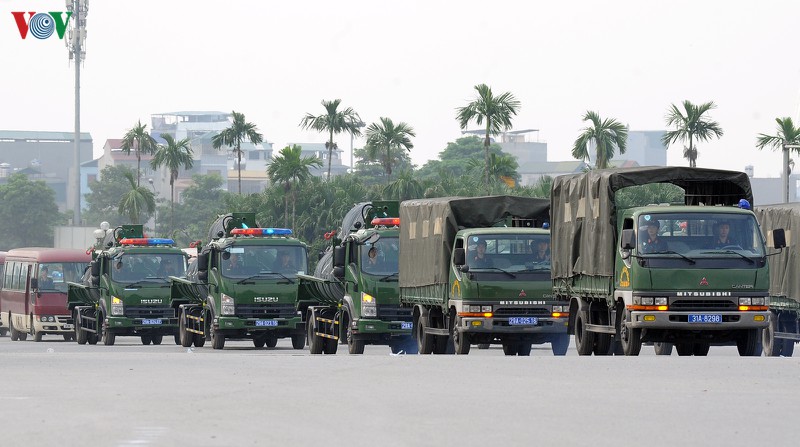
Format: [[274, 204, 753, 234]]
[[170, 213, 307, 350], [753, 203, 799, 356], [68, 224, 188, 346], [297, 201, 415, 355], [551, 166, 783, 356], [399, 196, 568, 356]]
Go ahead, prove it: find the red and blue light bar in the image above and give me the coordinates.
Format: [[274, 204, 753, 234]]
[[371, 217, 400, 227], [119, 238, 175, 246], [231, 228, 293, 236]]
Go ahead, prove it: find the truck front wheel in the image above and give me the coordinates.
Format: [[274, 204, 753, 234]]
[[654, 342, 673, 355], [307, 312, 323, 354], [620, 310, 641, 356], [574, 312, 595, 356], [737, 329, 759, 356], [211, 330, 225, 350], [75, 311, 87, 345], [450, 313, 470, 355], [415, 309, 434, 354], [179, 312, 193, 348], [291, 333, 305, 350], [551, 334, 570, 356]]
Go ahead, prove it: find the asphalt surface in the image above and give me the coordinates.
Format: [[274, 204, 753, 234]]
[[1, 335, 798, 447]]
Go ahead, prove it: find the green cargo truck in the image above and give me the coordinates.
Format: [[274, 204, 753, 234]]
[[551, 167, 784, 356], [170, 213, 307, 350], [399, 196, 568, 356], [753, 203, 799, 356], [68, 224, 187, 345], [298, 201, 416, 355]]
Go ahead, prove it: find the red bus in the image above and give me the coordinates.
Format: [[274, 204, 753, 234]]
[[0, 248, 90, 341]]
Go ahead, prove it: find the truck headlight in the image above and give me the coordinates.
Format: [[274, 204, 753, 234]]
[[654, 297, 668, 306], [111, 296, 124, 316], [739, 297, 752, 306], [361, 293, 377, 317], [641, 297, 654, 306], [221, 293, 235, 316]]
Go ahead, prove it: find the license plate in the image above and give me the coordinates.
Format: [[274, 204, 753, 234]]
[[508, 317, 538, 325], [142, 319, 162, 325], [255, 320, 278, 327], [401, 322, 413, 330], [63, 324, 73, 329], [688, 314, 722, 323]]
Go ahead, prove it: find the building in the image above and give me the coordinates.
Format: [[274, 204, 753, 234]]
[[285, 142, 348, 178]]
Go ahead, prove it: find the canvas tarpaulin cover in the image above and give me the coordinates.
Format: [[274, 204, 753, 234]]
[[754, 203, 800, 302]]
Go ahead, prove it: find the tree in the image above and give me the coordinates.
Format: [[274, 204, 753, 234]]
[[662, 100, 724, 168], [118, 171, 156, 225], [756, 117, 800, 203], [466, 153, 519, 186], [267, 144, 322, 228], [383, 170, 423, 201], [300, 99, 363, 180], [364, 117, 416, 184], [572, 111, 628, 169], [151, 133, 194, 232], [212, 111, 264, 194], [416, 136, 507, 180], [456, 84, 520, 193], [0, 174, 65, 250], [83, 165, 141, 226], [353, 145, 414, 186], [121, 120, 158, 187]]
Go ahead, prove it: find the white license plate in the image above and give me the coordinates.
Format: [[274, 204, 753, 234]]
[[255, 320, 278, 327], [63, 324, 73, 329], [509, 317, 538, 325], [401, 322, 413, 330], [688, 314, 722, 323], [142, 319, 162, 325]]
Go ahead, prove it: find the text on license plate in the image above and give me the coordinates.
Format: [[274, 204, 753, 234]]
[[142, 319, 162, 325], [688, 314, 722, 323], [508, 317, 538, 325], [255, 320, 278, 327], [401, 322, 413, 330]]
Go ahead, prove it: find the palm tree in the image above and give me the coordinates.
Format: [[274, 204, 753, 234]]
[[151, 133, 194, 232], [267, 145, 322, 228], [662, 100, 724, 168], [466, 153, 519, 186], [756, 117, 800, 203], [118, 171, 156, 225], [121, 120, 158, 187], [364, 117, 416, 184], [299, 99, 362, 181], [383, 170, 423, 201], [572, 111, 629, 169], [456, 84, 520, 193], [212, 111, 264, 194]]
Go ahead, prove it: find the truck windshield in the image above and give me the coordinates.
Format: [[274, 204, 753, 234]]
[[111, 253, 187, 283], [466, 234, 551, 272], [38, 262, 87, 293], [221, 245, 307, 278], [361, 236, 399, 276], [636, 212, 766, 260]]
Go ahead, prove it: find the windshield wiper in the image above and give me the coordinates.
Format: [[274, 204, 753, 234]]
[[123, 279, 168, 289], [378, 272, 399, 282], [237, 272, 295, 284], [648, 250, 696, 265], [471, 267, 516, 278], [700, 250, 755, 264]]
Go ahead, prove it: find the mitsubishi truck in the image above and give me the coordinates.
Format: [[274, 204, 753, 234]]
[[170, 213, 307, 350], [68, 224, 187, 345], [399, 196, 569, 356], [551, 166, 783, 356], [298, 201, 416, 355]]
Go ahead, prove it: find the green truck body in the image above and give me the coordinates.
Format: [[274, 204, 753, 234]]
[[297, 201, 415, 354], [399, 196, 568, 356], [68, 225, 187, 346], [753, 203, 800, 356], [551, 167, 777, 356], [170, 213, 307, 350]]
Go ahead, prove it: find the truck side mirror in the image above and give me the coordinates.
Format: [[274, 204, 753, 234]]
[[333, 266, 345, 279], [91, 260, 101, 277], [621, 229, 635, 250], [197, 253, 209, 272], [454, 248, 466, 266], [333, 246, 346, 268], [772, 228, 787, 249]]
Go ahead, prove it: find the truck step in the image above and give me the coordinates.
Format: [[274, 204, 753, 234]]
[[315, 332, 339, 340], [315, 317, 339, 325], [774, 331, 800, 341], [424, 327, 449, 336], [187, 315, 204, 323], [186, 328, 204, 335], [586, 324, 617, 334]]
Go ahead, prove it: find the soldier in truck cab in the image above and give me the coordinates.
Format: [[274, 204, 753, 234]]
[[640, 220, 667, 254], [712, 221, 737, 248], [470, 239, 492, 268]]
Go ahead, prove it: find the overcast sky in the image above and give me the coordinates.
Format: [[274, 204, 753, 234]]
[[2, 0, 799, 178]]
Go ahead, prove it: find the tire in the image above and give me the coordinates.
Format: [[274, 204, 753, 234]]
[[266, 335, 278, 348], [75, 312, 87, 345], [18, 331, 28, 341], [692, 342, 710, 356], [179, 314, 193, 348], [502, 342, 518, 356], [675, 343, 693, 356], [574, 311, 595, 356], [347, 323, 365, 355], [10, 318, 19, 341], [737, 329, 759, 356], [0, 328, 7, 337], [517, 342, 532, 356], [211, 330, 225, 350], [654, 342, 673, 356], [253, 334, 267, 348], [291, 333, 305, 350], [151, 334, 163, 345], [620, 310, 642, 356], [307, 314, 323, 355], [403, 337, 419, 355], [762, 313, 780, 356], [551, 333, 570, 356], [102, 324, 115, 346], [87, 332, 97, 344], [141, 334, 153, 345], [415, 310, 434, 355], [323, 336, 338, 354], [32, 317, 43, 342], [62, 334, 72, 341], [173, 332, 181, 345], [477, 343, 490, 350], [193, 332, 206, 347], [451, 313, 470, 355], [780, 318, 795, 357]]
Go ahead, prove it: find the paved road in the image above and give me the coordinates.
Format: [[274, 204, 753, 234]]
[[1, 335, 798, 446]]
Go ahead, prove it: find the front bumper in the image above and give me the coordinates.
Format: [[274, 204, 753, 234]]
[[216, 316, 304, 333], [33, 315, 73, 334], [108, 316, 178, 330], [459, 316, 569, 334], [629, 311, 769, 330], [352, 318, 413, 339]]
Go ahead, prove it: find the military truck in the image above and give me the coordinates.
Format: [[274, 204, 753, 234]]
[[551, 167, 783, 356], [170, 213, 307, 350], [753, 203, 799, 356], [399, 196, 568, 356], [298, 201, 416, 355], [68, 224, 187, 345]]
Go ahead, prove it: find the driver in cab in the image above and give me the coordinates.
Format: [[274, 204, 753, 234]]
[[640, 220, 667, 254], [470, 239, 492, 268], [713, 221, 737, 249]]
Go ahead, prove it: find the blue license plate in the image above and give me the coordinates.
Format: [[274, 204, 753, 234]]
[[688, 314, 722, 323], [142, 319, 162, 325], [255, 320, 278, 327], [401, 322, 413, 330], [508, 317, 538, 325]]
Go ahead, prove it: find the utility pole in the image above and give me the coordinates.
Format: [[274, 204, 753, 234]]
[[66, 0, 88, 225]]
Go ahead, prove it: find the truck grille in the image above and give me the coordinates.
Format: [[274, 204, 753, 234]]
[[376, 304, 412, 322], [236, 304, 296, 319], [493, 307, 550, 317], [126, 306, 175, 319], [670, 300, 737, 311]]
